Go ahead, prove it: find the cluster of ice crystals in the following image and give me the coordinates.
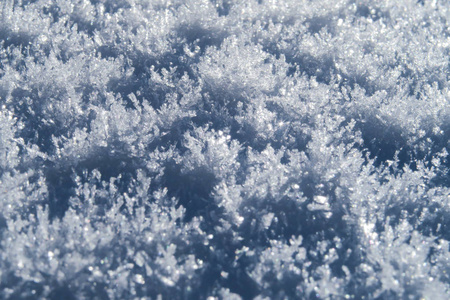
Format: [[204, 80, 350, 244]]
[[1, 0, 450, 299]]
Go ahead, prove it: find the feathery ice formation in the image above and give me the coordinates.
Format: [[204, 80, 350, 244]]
[[0, 0, 450, 299]]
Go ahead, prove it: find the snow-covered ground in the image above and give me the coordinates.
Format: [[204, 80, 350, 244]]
[[1, 0, 449, 298]]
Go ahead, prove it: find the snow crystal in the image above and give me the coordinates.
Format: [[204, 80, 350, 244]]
[[0, 0, 450, 299]]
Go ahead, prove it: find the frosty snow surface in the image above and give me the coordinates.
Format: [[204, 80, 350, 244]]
[[0, 0, 449, 299]]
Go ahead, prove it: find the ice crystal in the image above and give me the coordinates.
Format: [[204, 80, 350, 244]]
[[0, 0, 449, 299]]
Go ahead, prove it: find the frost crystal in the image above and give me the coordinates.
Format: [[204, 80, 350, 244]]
[[1, 0, 450, 299]]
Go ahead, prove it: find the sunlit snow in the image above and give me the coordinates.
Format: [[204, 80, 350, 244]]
[[0, 0, 449, 299]]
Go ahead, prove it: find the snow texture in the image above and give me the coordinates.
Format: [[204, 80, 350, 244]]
[[0, 0, 450, 299]]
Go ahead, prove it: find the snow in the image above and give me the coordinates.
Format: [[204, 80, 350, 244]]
[[0, 0, 450, 299]]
